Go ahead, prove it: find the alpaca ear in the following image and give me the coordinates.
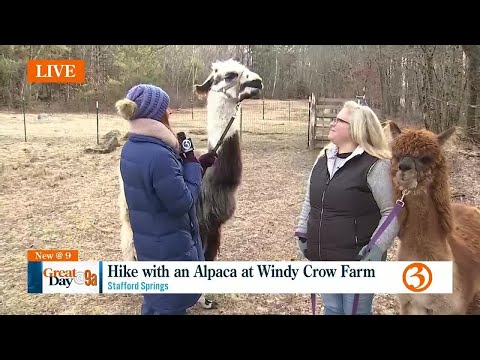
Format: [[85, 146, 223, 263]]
[[388, 121, 402, 138], [194, 73, 214, 96], [437, 127, 456, 146]]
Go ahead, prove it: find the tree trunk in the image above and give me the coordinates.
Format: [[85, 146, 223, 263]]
[[462, 45, 480, 137], [271, 51, 278, 98], [419, 46, 438, 131], [376, 46, 387, 116]]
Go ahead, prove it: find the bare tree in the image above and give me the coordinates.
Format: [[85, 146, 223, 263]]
[[462, 45, 480, 137]]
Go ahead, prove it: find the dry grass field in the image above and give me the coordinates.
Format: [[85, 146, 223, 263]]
[[1, 98, 479, 315]]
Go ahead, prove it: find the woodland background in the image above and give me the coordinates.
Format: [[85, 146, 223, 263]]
[[0, 45, 479, 136]]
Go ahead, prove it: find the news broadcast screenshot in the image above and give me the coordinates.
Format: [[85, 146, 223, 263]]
[[2, 45, 480, 316]]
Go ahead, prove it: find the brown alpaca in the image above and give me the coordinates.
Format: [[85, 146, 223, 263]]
[[388, 121, 480, 315]]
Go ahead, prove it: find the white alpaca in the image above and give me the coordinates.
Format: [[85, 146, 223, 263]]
[[194, 59, 263, 261]]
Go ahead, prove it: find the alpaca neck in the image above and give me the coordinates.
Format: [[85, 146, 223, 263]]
[[398, 188, 452, 260], [206, 91, 240, 151]]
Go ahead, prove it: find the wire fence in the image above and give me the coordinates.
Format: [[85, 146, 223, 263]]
[[171, 98, 310, 149], [0, 98, 311, 150]]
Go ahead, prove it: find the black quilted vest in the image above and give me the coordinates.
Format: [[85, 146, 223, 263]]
[[306, 151, 381, 261]]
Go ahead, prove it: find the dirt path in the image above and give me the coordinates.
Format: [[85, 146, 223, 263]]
[[1, 130, 479, 315]]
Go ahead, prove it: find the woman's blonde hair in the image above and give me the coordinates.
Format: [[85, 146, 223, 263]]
[[115, 98, 137, 120], [319, 101, 391, 160]]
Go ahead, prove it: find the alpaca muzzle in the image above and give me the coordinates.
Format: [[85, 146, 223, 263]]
[[396, 156, 418, 190], [240, 79, 263, 91], [239, 79, 263, 101], [239, 88, 261, 102]]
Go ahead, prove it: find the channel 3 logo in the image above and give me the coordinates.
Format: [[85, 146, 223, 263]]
[[402, 262, 432, 292], [182, 139, 193, 152], [43, 268, 98, 288]]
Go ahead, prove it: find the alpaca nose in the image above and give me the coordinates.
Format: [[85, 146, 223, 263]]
[[242, 79, 263, 90], [399, 162, 411, 171], [399, 157, 414, 172]]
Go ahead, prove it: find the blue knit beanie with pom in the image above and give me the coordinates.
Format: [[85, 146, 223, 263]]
[[126, 84, 170, 121]]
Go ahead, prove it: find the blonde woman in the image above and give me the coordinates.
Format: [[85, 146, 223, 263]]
[[294, 101, 399, 315]]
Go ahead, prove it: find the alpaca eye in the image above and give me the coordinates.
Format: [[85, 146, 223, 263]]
[[224, 72, 237, 80]]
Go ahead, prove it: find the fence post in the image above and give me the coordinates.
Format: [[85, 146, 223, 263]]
[[289, 100, 291, 121], [96, 101, 99, 145], [262, 98, 265, 120], [309, 93, 316, 150], [23, 96, 27, 142], [307, 95, 310, 148]]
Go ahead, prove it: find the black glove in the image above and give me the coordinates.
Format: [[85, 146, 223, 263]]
[[199, 151, 218, 172], [297, 237, 308, 259]]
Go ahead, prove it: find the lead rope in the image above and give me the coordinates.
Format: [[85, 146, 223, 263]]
[[212, 102, 240, 153]]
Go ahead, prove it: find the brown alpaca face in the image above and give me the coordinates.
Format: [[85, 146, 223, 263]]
[[388, 122, 456, 192], [391, 137, 437, 191]]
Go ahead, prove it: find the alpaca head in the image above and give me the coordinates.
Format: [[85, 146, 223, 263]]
[[388, 121, 456, 193], [194, 59, 263, 102]]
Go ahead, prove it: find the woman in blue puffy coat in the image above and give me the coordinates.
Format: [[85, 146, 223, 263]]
[[116, 84, 216, 315]]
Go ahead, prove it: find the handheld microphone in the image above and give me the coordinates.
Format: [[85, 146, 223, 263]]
[[177, 131, 195, 155]]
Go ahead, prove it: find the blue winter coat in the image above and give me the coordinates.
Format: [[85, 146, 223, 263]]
[[120, 130, 204, 315]]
